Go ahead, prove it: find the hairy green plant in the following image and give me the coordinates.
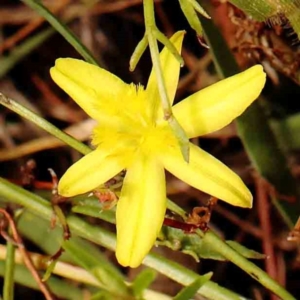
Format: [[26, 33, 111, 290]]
[[229, 0, 300, 40]]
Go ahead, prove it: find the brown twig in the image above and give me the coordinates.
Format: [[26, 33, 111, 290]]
[[255, 175, 279, 300], [276, 250, 286, 287], [0, 209, 55, 300]]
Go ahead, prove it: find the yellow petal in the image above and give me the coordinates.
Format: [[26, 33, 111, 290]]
[[116, 154, 166, 268], [146, 31, 185, 121], [58, 148, 130, 197], [173, 65, 266, 138], [159, 143, 252, 208], [50, 58, 127, 122]]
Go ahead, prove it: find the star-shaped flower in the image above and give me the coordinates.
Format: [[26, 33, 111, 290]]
[[50, 31, 266, 268]]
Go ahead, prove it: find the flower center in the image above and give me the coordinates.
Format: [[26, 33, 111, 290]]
[[92, 83, 180, 158], [139, 123, 179, 155]]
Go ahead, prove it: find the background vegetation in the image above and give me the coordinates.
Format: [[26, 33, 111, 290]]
[[0, 0, 300, 299]]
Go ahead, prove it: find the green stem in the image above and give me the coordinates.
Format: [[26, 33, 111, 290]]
[[76, 196, 294, 298], [154, 30, 184, 67], [144, 0, 172, 118], [21, 0, 98, 65], [144, 253, 242, 300], [173, 278, 208, 300], [166, 198, 187, 220], [129, 35, 148, 72], [3, 234, 15, 300], [0, 93, 91, 156], [143, 0, 190, 161], [203, 230, 296, 300]]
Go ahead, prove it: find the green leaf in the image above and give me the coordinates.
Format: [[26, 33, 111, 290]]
[[228, 0, 300, 39], [168, 115, 190, 163], [17, 211, 125, 286], [71, 197, 116, 224], [22, 0, 98, 65], [3, 233, 15, 300], [91, 290, 115, 300], [228, 0, 274, 21], [159, 227, 265, 261], [63, 239, 130, 297], [17, 211, 67, 260], [270, 113, 300, 152], [0, 93, 91, 156], [179, 0, 204, 37], [0, 178, 245, 300], [227, 241, 265, 259], [174, 276, 211, 300], [132, 269, 157, 297]]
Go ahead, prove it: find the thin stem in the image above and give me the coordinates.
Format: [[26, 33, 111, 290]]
[[129, 35, 148, 72], [154, 30, 184, 67], [0, 244, 98, 286], [0, 93, 91, 156], [202, 230, 296, 300], [174, 278, 208, 300], [0, 262, 83, 300], [144, 0, 171, 118], [166, 198, 187, 220], [21, 0, 98, 65], [0, 209, 54, 300], [188, 0, 210, 18], [144, 253, 242, 300], [3, 231, 15, 300], [143, 0, 189, 161]]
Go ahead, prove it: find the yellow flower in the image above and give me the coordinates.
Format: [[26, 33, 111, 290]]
[[50, 31, 266, 268]]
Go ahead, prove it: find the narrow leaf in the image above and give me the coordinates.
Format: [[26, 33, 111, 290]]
[[22, 0, 98, 65], [227, 241, 265, 259], [132, 269, 157, 297], [174, 276, 211, 300]]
